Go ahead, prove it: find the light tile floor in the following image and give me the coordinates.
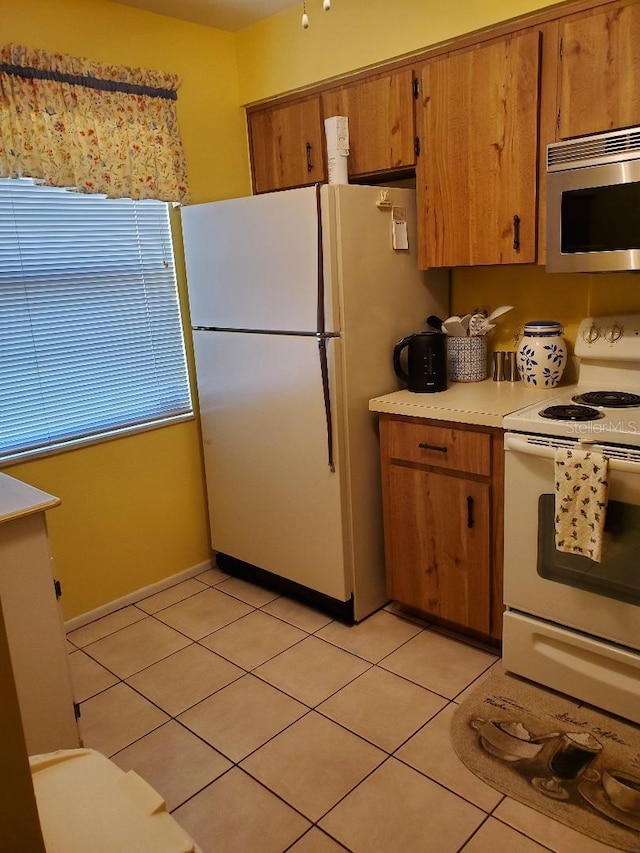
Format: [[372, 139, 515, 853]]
[[67, 569, 620, 853]]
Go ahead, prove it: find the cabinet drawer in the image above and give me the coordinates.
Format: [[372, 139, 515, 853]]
[[385, 419, 491, 475]]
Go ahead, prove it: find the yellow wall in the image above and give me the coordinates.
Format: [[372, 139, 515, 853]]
[[237, 0, 560, 104], [453, 266, 640, 358], [2, 0, 252, 618]]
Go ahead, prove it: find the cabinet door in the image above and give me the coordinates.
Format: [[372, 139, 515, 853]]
[[385, 465, 491, 634], [249, 98, 326, 194], [416, 30, 540, 267], [558, 2, 640, 140], [321, 70, 415, 177]]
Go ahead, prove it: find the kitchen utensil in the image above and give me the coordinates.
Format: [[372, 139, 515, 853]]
[[469, 313, 487, 336], [442, 317, 467, 336], [426, 315, 444, 331], [486, 305, 514, 323], [471, 305, 514, 335], [393, 331, 448, 393]]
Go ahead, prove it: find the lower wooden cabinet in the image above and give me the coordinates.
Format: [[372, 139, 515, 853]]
[[379, 414, 504, 642]]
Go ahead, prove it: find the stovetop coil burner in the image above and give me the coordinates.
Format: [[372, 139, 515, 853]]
[[572, 390, 640, 408], [539, 404, 606, 422]]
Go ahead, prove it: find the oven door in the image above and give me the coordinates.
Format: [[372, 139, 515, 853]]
[[503, 433, 640, 652]]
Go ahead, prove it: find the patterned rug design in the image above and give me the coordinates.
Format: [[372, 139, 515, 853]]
[[451, 668, 640, 852]]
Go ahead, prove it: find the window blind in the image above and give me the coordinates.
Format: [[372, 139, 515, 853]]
[[0, 178, 192, 462]]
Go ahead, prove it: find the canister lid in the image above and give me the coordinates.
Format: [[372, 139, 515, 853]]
[[523, 320, 563, 334]]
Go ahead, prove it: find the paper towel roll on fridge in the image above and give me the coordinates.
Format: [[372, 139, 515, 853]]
[[324, 116, 349, 184]]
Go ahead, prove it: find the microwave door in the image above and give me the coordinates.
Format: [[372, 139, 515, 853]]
[[546, 132, 640, 273]]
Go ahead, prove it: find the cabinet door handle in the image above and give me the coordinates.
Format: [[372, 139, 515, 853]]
[[418, 443, 448, 453], [306, 142, 313, 172], [467, 496, 475, 529], [513, 214, 521, 252]]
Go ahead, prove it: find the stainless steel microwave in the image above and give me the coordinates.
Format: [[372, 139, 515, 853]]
[[546, 126, 640, 273]]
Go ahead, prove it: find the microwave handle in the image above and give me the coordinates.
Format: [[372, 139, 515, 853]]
[[504, 432, 640, 473]]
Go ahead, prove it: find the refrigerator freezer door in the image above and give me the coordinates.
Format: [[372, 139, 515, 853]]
[[181, 187, 320, 332], [193, 329, 348, 601]]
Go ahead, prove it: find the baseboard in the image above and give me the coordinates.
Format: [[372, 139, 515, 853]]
[[64, 558, 215, 632]]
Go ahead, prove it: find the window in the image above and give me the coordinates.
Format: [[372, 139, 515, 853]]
[[0, 178, 193, 463]]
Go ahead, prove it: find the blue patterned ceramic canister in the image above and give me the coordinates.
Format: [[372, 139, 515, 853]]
[[516, 321, 567, 387]]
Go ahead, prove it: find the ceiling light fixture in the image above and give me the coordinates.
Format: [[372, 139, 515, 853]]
[[302, 0, 331, 29]]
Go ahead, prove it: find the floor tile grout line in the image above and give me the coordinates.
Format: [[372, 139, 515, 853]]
[[282, 825, 352, 853], [135, 579, 213, 615], [238, 737, 388, 829], [149, 604, 261, 644], [193, 620, 313, 671], [77, 625, 195, 681], [71, 609, 192, 654], [384, 700, 510, 817], [450, 658, 503, 704], [455, 812, 494, 852], [66, 606, 147, 648], [485, 810, 557, 853], [126, 665, 248, 720], [247, 656, 374, 710], [256, 602, 335, 633], [170, 762, 315, 830], [385, 696, 454, 756]]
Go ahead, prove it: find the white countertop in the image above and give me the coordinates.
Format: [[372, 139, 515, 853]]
[[369, 379, 561, 428], [0, 473, 60, 524]]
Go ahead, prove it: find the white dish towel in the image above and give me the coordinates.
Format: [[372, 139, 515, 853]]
[[554, 447, 609, 562]]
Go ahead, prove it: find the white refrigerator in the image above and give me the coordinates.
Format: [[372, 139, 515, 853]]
[[181, 184, 448, 621]]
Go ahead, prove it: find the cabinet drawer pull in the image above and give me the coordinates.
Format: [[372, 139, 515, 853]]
[[467, 496, 475, 529], [418, 442, 448, 453], [513, 214, 521, 252], [306, 142, 313, 172]]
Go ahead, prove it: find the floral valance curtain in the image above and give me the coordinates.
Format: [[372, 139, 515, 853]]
[[0, 44, 189, 202]]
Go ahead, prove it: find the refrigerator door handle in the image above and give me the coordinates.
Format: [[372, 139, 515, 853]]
[[317, 333, 336, 473]]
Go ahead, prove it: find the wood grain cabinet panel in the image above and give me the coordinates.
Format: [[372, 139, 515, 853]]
[[321, 70, 415, 177], [558, 1, 640, 139], [386, 419, 491, 475], [248, 97, 326, 194], [379, 415, 503, 642], [386, 465, 491, 634], [415, 30, 541, 267]]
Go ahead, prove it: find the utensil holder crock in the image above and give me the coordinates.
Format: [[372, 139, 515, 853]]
[[447, 336, 487, 382]]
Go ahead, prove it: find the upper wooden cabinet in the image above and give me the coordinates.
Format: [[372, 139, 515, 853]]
[[320, 70, 416, 177], [415, 30, 541, 268], [248, 97, 326, 194], [557, 1, 640, 139]]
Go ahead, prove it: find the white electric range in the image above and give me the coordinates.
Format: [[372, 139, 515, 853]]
[[502, 314, 640, 725]]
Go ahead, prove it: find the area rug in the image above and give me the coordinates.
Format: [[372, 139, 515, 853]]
[[451, 668, 640, 852]]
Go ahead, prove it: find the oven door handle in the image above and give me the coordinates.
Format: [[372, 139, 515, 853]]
[[504, 432, 640, 473]]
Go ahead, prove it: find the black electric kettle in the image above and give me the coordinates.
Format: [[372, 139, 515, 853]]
[[393, 331, 448, 393]]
